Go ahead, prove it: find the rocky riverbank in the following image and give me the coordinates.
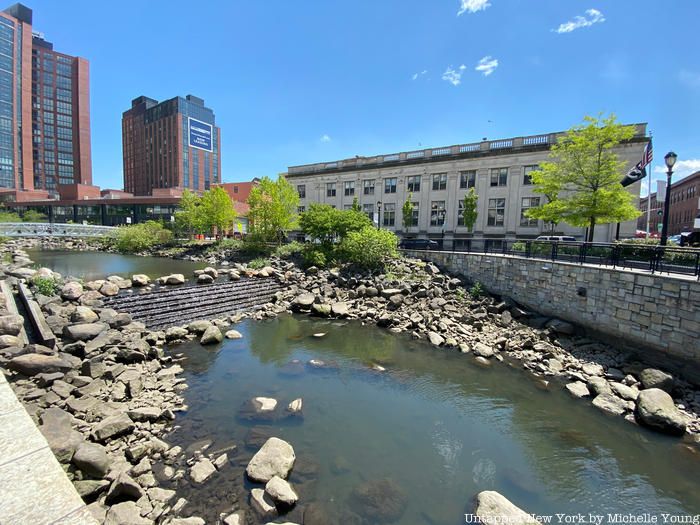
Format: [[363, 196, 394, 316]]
[[1, 237, 699, 525]]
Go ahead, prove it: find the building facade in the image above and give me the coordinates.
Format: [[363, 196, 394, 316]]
[[639, 171, 700, 236], [286, 125, 648, 248], [122, 94, 221, 196], [0, 3, 92, 201]]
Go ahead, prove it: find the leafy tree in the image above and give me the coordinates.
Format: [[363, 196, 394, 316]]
[[402, 194, 414, 231], [461, 188, 478, 231], [22, 209, 47, 223], [247, 176, 299, 243], [106, 221, 173, 253], [174, 190, 204, 238], [299, 203, 371, 245], [201, 186, 236, 238], [351, 197, 361, 213], [526, 114, 640, 241], [339, 226, 399, 269]]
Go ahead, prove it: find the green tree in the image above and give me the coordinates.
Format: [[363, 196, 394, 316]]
[[247, 176, 300, 243], [461, 188, 478, 231], [0, 210, 21, 222], [299, 203, 371, 245], [351, 197, 361, 213], [526, 114, 640, 241], [174, 189, 204, 238], [201, 186, 236, 238], [339, 226, 399, 269], [402, 194, 414, 231], [22, 209, 48, 223]]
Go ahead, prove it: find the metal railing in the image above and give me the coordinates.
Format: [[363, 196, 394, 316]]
[[408, 240, 700, 278], [0, 222, 117, 237]]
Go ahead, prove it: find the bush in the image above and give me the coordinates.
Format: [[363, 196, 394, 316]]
[[302, 246, 328, 268], [241, 237, 273, 256], [0, 210, 21, 222], [106, 221, 173, 253], [339, 227, 398, 269], [274, 241, 304, 259], [248, 257, 269, 270], [32, 275, 60, 296], [469, 281, 484, 298]]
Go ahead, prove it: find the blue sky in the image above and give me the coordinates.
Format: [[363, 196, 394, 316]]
[[26, 0, 700, 196]]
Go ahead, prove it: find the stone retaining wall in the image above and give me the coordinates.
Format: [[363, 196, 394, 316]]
[[405, 250, 700, 383]]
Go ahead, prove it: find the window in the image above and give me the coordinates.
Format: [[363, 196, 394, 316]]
[[344, 181, 355, 196], [343, 204, 352, 210], [409, 202, 419, 227], [490, 168, 508, 187], [362, 203, 374, 221], [457, 200, 465, 226], [460, 170, 476, 189], [520, 197, 540, 226], [297, 184, 305, 198], [363, 179, 375, 195], [523, 165, 538, 185], [326, 182, 336, 197], [407, 175, 421, 192], [384, 177, 397, 194], [432, 173, 447, 191], [487, 198, 506, 226], [383, 203, 395, 226], [233, 186, 239, 194], [430, 201, 446, 226]]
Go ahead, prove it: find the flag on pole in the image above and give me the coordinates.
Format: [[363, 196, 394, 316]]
[[636, 140, 653, 170], [620, 139, 653, 187]]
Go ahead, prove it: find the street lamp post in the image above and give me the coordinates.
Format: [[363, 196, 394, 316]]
[[660, 151, 677, 246], [439, 209, 446, 250], [376, 201, 382, 230]]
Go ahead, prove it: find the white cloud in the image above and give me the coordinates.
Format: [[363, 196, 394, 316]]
[[442, 65, 466, 86], [320, 134, 331, 143], [412, 70, 428, 81], [475, 56, 498, 76], [653, 159, 700, 181], [679, 70, 700, 89], [554, 8, 605, 34], [458, 0, 491, 15]]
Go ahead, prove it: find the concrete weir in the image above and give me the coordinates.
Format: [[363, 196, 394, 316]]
[[103, 278, 285, 330]]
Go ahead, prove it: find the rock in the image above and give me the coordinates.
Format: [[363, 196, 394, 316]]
[[71, 306, 99, 323], [105, 472, 144, 504], [246, 437, 296, 482], [165, 326, 188, 341], [350, 478, 407, 523], [380, 288, 402, 298], [148, 487, 176, 503], [639, 368, 674, 393], [74, 479, 110, 500], [592, 393, 629, 416], [225, 329, 243, 339], [311, 303, 331, 317], [253, 397, 278, 412], [546, 318, 575, 335], [251, 488, 278, 519], [99, 282, 120, 296], [611, 382, 639, 401], [39, 407, 83, 463], [427, 331, 444, 346], [8, 354, 72, 376], [190, 458, 216, 484], [188, 319, 212, 334], [127, 407, 162, 422], [0, 334, 19, 348], [213, 453, 228, 470], [164, 274, 185, 285], [93, 413, 135, 442], [287, 398, 303, 414], [472, 342, 496, 358], [223, 510, 246, 525], [63, 322, 109, 341], [636, 388, 687, 435], [292, 293, 315, 311], [265, 475, 298, 505], [312, 333, 326, 338], [587, 376, 612, 396], [565, 381, 590, 398], [61, 282, 84, 301], [0, 314, 24, 336], [200, 325, 223, 345], [581, 362, 605, 376], [229, 271, 241, 281], [131, 274, 150, 286], [331, 302, 349, 317], [197, 273, 214, 284], [473, 491, 541, 525], [72, 442, 110, 478], [168, 518, 205, 525], [104, 501, 151, 525]]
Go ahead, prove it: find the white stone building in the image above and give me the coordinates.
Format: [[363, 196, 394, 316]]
[[285, 125, 648, 249]]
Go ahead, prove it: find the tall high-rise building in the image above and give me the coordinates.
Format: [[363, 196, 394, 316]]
[[122, 95, 221, 196], [0, 3, 91, 201]]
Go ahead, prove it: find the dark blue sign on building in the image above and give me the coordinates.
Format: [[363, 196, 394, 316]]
[[188, 117, 213, 152]]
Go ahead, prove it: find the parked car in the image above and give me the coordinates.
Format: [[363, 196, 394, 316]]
[[399, 238, 439, 250], [535, 235, 577, 242]]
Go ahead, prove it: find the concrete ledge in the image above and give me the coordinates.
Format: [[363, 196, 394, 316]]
[[0, 371, 97, 525]]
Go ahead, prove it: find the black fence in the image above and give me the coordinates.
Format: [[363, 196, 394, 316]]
[[413, 240, 700, 278]]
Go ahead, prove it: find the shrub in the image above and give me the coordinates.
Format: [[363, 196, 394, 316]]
[[241, 237, 273, 256], [274, 241, 304, 259], [248, 257, 269, 270], [107, 221, 173, 253], [32, 275, 60, 296], [0, 210, 21, 222], [339, 227, 398, 269], [469, 281, 484, 298], [302, 246, 328, 268]]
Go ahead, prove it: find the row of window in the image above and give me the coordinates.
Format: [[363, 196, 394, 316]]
[[298, 197, 540, 228], [670, 185, 697, 204], [296, 166, 539, 199]]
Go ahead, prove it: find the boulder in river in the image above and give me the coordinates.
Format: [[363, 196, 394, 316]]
[[636, 388, 686, 435], [131, 274, 150, 287], [639, 368, 674, 393], [246, 437, 296, 482], [200, 325, 223, 345], [350, 478, 407, 523], [265, 475, 298, 506], [472, 490, 542, 525]]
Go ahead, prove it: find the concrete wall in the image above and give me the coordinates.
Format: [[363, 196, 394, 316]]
[[405, 249, 700, 382]]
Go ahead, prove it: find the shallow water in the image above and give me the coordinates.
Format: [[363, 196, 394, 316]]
[[166, 315, 700, 524], [26, 249, 206, 281]]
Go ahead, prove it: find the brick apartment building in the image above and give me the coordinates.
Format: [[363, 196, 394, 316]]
[[0, 3, 92, 201], [639, 171, 700, 235], [122, 95, 221, 196]]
